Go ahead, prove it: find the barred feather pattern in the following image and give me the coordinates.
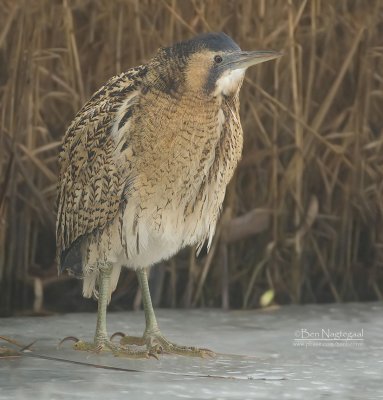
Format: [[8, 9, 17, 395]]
[[56, 49, 244, 301], [56, 65, 147, 272]]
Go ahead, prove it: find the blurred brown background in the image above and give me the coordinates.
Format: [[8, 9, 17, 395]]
[[1, 0, 382, 316]]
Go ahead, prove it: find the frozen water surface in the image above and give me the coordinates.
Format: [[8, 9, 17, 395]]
[[1, 303, 382, 399]]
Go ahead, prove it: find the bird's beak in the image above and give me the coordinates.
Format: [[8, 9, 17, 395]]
[[223, 50, 283, 71]]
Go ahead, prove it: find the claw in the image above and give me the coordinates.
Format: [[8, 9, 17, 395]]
[[58, 336, 80, 348], [110, 332, 125, 342], [148, 351, 160, 360], [200, 348, 216, 358]]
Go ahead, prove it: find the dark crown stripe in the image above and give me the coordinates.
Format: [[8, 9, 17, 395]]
[[163, 32, 241, 59]]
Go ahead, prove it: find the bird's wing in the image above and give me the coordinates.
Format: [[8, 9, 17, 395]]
[[56, 66, 147, 271]]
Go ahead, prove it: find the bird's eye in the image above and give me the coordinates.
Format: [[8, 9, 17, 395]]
[[214, 55, 223, 64]]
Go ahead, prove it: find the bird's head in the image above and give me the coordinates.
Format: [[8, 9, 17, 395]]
[[150, 32, 282, 99]]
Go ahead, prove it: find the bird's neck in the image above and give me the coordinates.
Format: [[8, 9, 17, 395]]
[[143, 58, 186, 98]]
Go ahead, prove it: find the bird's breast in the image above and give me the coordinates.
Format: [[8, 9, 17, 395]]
[[117, 92, 243, 263]]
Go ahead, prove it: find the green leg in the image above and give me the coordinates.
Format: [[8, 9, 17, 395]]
[[60, 264, 150, 358], [115, 267, 215, 358], [137, 267, 160, 335], [93, 263, 113, 345]]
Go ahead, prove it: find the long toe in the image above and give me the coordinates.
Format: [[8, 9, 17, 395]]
[[145, 333, 216, 358], [59, 336, 150, 359], [160, 342, 216, 358]]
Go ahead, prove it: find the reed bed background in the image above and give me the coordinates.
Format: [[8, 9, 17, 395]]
[[1, 0, 382, 316]]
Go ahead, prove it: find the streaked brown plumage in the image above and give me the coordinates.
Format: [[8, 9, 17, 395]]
[[57, 32, 281, 358]]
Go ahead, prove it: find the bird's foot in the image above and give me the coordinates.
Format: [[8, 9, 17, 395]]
[[111, 330, 216, 358], [59, 336, 155, 359]]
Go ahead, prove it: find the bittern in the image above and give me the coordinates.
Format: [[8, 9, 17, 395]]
[[57, 32, 281, 358]]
